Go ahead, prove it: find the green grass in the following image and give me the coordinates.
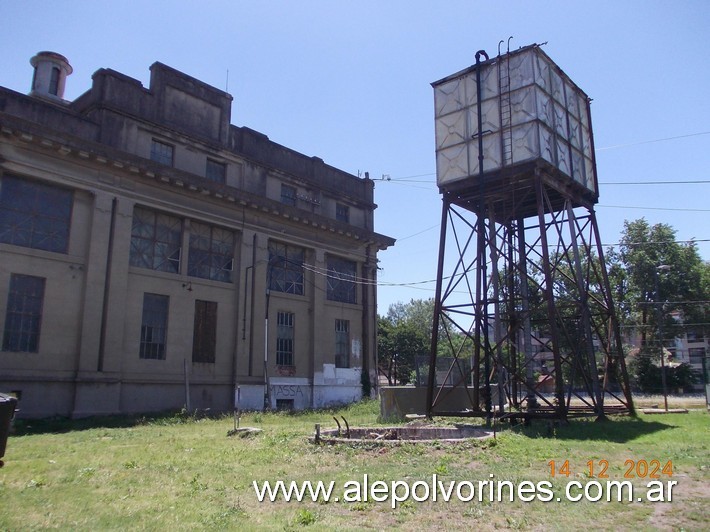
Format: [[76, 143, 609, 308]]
[[1, 399, 708, 531]]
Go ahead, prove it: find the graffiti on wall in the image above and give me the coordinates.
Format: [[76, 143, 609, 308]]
[[271, 384, 305, 398]]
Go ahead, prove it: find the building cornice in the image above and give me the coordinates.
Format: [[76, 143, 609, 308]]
[[0, 113, 395, 250]]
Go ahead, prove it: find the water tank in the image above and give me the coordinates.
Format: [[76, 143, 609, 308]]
[[433, 44, 597, 200]]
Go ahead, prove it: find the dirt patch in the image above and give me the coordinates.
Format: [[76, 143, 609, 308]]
[[650, 470, 710, 530]]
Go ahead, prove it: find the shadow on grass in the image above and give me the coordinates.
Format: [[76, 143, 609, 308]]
[[10, 399, 383, 436], [511, 416, 678, 443], [10, 410, 206, 436]]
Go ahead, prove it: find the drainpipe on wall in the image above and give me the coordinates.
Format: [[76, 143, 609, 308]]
[[361, 244, 372, 398], [97, 196, 118, 372]]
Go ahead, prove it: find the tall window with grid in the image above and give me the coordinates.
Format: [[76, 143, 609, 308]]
[[2, 274, 45, 353], [276, 311, 294, 366], [129, 207, 182, 273], [188, 221, 235, 282], [0, 175, 73, 254], [326, 256, 357, 304], [268, 241, 304, 296]]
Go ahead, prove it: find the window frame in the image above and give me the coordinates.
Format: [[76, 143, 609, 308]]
[[129, 207, 182, 274], [268, 241, 305, 296], [326, 256, 357, 304], [139, 293, 169, 360], [150, 139, 174, 166], [49, 66, 61, 96], [336, 203, 350, 223], [2, 273, 45, 353], [0, 174, 73, 254], [689, 347, 706, 365], [188, 221, 235, 283], [280, 184, 297, 206], [205, 158, 226, 183], [276, 311, 295, 366]]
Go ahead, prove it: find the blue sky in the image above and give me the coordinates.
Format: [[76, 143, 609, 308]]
[[1, 0, 708, 314]]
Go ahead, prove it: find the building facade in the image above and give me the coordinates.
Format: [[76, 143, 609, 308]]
[[0, 52, 394, 418]]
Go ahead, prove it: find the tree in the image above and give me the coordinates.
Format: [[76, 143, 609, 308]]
[[377, 314, 427, 385], [615, 219, 709, 347], [609, 219, 710, 390]]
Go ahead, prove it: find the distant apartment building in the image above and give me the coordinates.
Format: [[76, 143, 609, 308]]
[[0, 52, 394, 418], [668, 325, 708, 393]]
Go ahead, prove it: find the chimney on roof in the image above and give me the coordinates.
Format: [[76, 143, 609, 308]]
[[30, 51, 73, 101]]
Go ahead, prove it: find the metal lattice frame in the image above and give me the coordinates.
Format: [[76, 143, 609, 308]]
[[425, 172, 634, 421]]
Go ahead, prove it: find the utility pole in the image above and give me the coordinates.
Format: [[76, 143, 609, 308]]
[[655, 264, 671, 412]]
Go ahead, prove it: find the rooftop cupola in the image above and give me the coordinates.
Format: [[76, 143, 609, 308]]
[[30, 51, 73, 101]]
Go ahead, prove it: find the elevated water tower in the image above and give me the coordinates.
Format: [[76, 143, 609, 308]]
[[425, 43, 634, 421]]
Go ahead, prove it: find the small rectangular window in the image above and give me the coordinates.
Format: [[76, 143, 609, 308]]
[[49, 67, 61, 96], [205, 159, 226, 183], [335, 319, 350, 368], [150, 139, 174, 166], [281, 184, 297, 206], [336, 203, 349, 223], [275, 398, 294, 411], [689, 348, 705, 365], [140, 293, 169, 360], [192, 300, 217, 363], [2, 274, 45, 353], [276, 311, 294, 366]]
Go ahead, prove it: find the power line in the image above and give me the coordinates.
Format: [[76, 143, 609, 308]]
[[600, 180, 710, 185], [598, 204, 710, 212], [595, 131, 710, 151]]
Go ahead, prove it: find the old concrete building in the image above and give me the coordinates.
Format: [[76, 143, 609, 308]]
[[0, 52, 394, 417]]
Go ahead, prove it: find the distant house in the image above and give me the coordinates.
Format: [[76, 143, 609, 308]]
[[625, 311, 708, 393], [0, 52, 394, 418]]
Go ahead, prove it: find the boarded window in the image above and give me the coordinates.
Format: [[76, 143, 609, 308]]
[[335, 319, 350, 368], [192, 300, 217, 363]]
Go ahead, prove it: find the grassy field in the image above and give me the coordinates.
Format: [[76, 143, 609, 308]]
[[0, 398, 707, 531]]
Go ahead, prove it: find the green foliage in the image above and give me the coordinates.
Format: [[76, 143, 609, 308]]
[[612, 218, 710, 344], [293, 508, 317, 526], [629, 355, 699, 393], [377, 301, 431, 385], [1, 403, 708, 530]]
